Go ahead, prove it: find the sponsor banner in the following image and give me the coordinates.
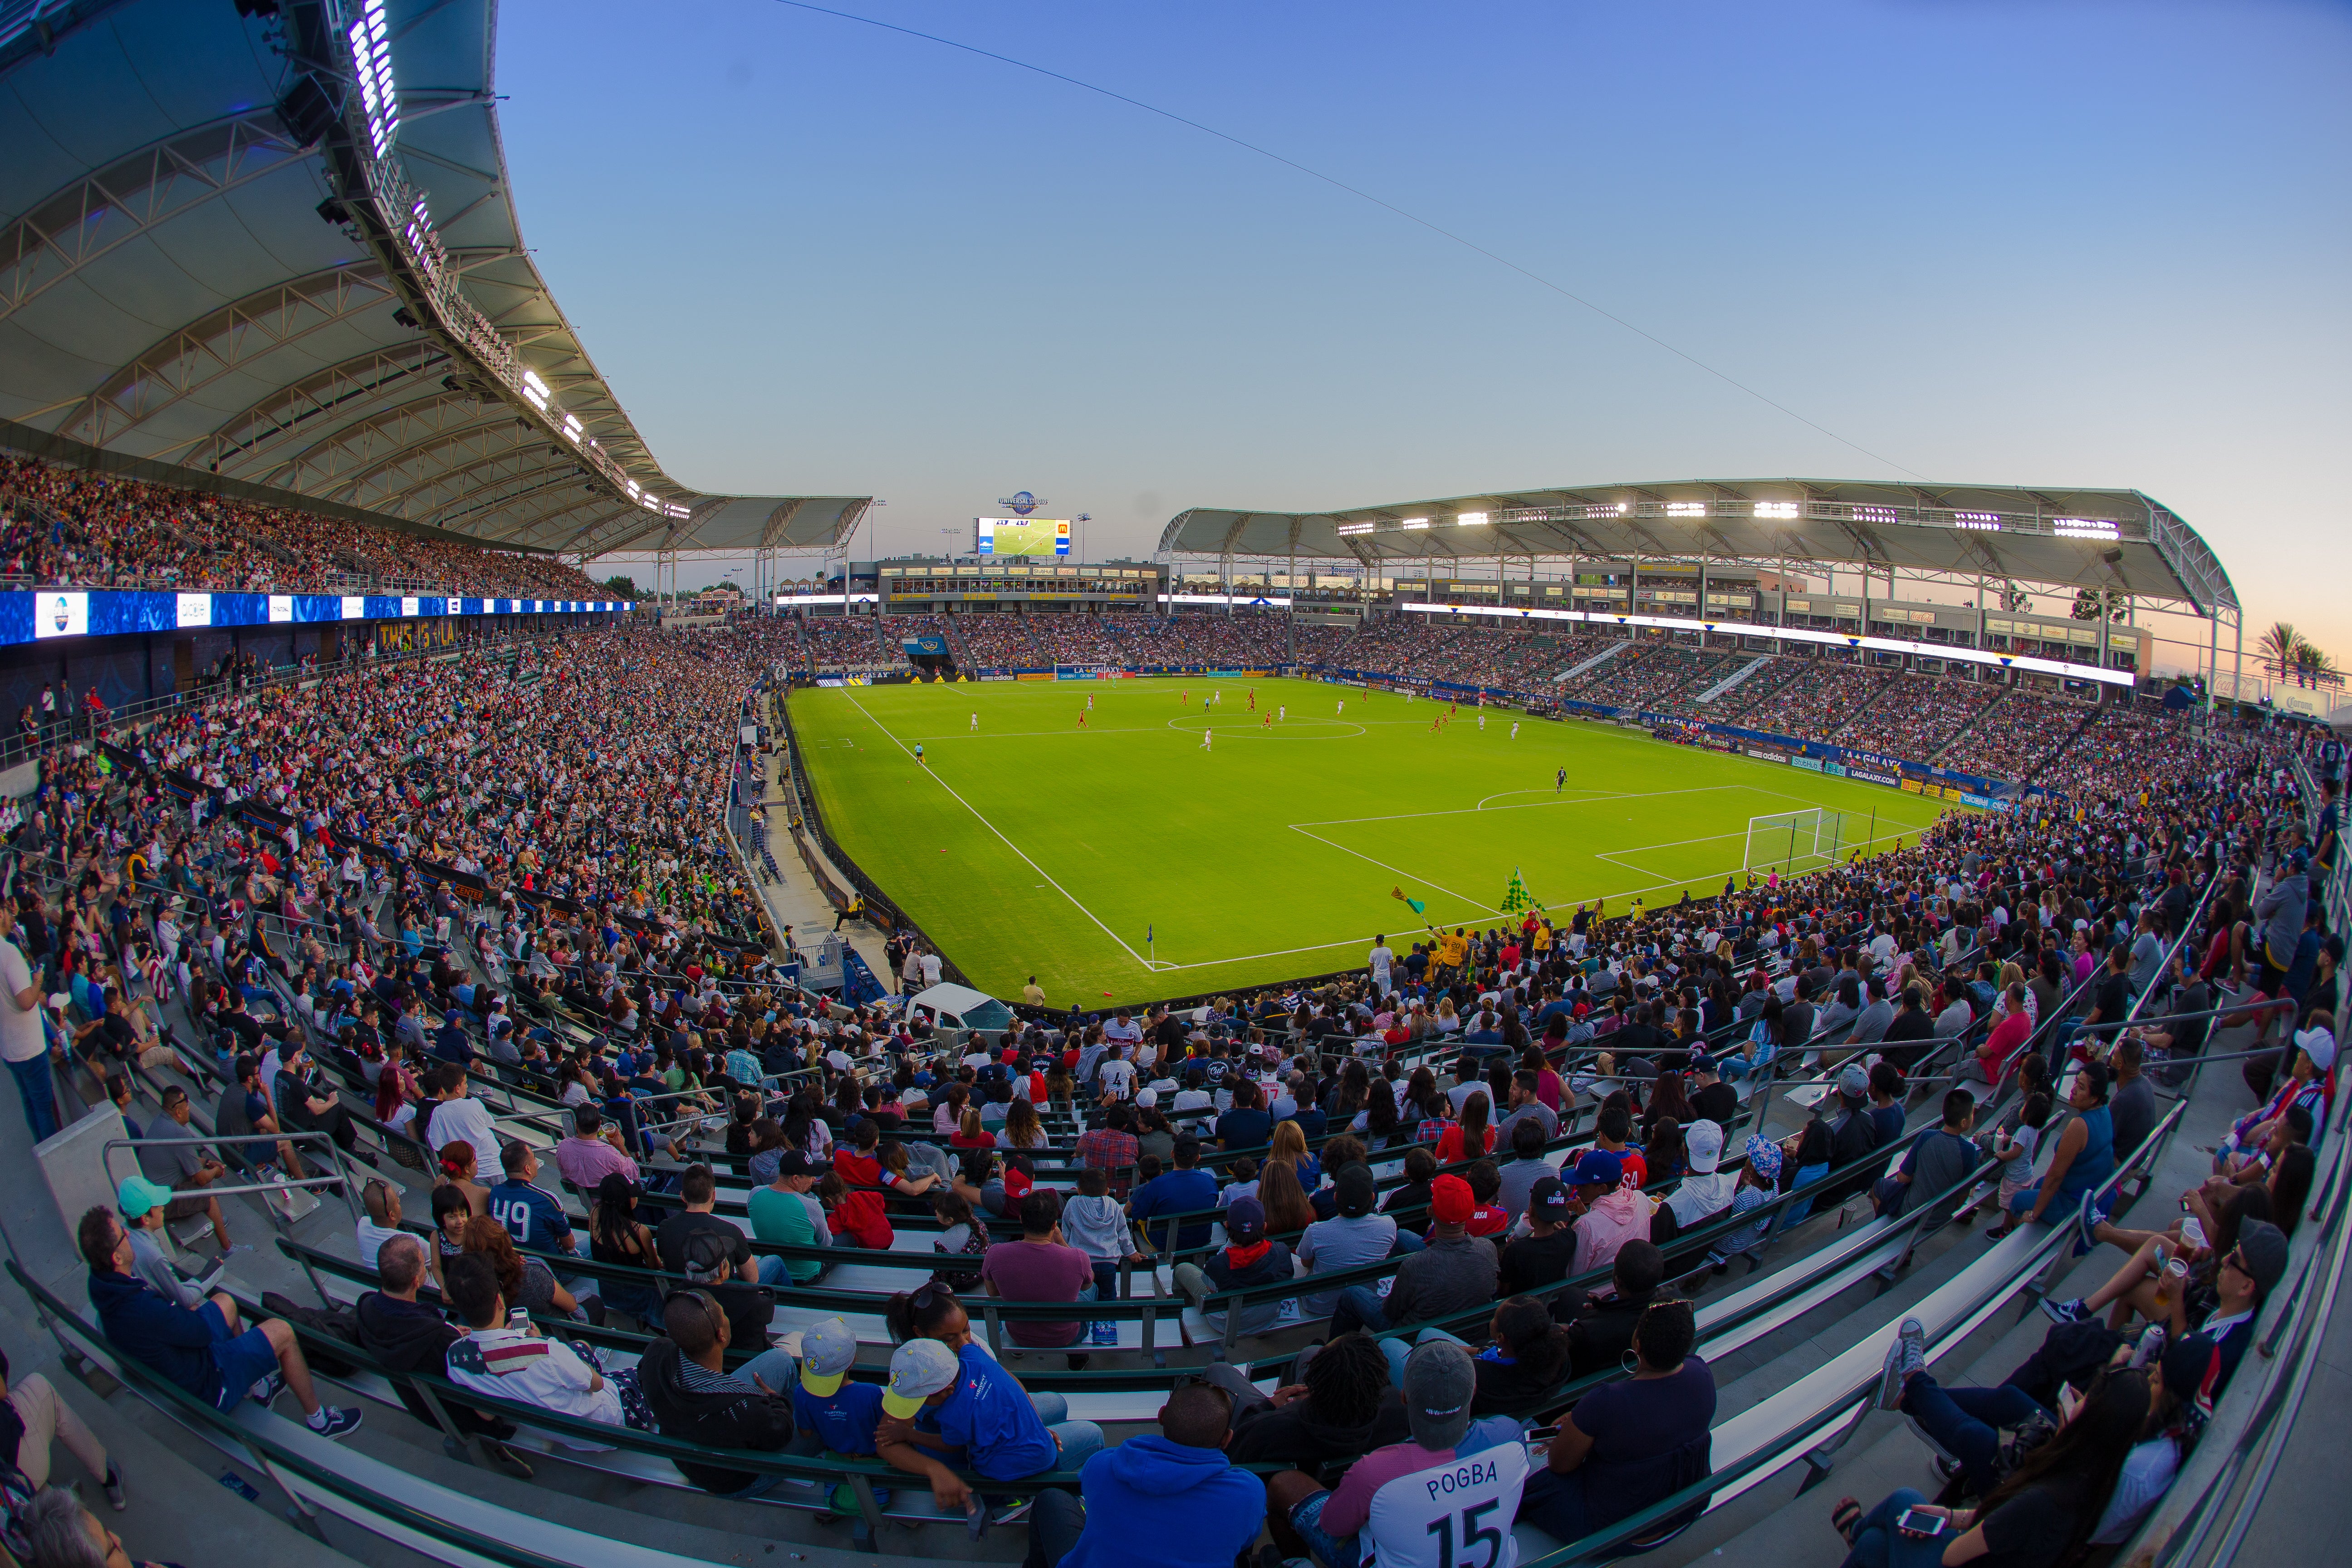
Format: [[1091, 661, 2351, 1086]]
[[979, 673, 1013, 682], [175, 593, 212, 628], [1960, 792, 1994, 808], [32, 591, 87, 639], [1748, 747, 1790, 764], [815, 677, 847, 688], [1791, 755, 1825, 773], [1989, 798, 2018, 813], [1848, 766, 1900, 786], [1824, 760, 1847, 777], [268, 594, 293, 623], [1015, 672, 1056, 682], [1900, 779, 1924, 794]]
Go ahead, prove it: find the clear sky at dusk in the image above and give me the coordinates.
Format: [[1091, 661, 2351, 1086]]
[[495, 1, 2351, 667]]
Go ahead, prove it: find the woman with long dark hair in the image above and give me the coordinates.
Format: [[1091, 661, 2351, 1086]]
[[1836, 1364, 2153, 1568], [1643, 1073, 1695, 1143]]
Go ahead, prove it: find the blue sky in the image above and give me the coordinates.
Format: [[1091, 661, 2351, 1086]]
[[497, 0, 2350, 665]]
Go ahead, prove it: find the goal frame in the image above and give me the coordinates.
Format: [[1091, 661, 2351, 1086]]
[[1742, 807, 1846, 876]]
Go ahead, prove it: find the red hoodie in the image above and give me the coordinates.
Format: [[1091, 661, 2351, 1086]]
[[828, 1189, 893, 1249]]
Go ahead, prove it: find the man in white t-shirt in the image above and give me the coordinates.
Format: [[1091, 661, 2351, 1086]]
[[356, 1179, 407, 1268], [1368, 939, 1394, 993], [1103, 1011, 1142, 1049], [0, 934, 58, 1142], [917, 950, 943, 988], [425, 1065, 499, 1161]]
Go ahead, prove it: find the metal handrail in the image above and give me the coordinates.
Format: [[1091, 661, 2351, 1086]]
[[99, 1129, 360, 1227]]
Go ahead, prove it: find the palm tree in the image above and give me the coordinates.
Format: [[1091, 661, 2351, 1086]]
[[2290, 635, 2337, 689], [2256, 622, 2299, 680]]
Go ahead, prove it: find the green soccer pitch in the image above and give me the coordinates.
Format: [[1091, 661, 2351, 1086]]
[[785, 674, 1953, 1007]]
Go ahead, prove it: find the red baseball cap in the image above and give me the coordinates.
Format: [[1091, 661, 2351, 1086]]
[[1430, 1174, 1474, 1225]]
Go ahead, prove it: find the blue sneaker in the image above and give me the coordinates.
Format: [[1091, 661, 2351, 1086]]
[[305, 1406, 363, 1439], [249, 1372, 285, 1407]]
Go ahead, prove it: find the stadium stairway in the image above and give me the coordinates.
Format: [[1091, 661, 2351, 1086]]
[[1556, 639, 1633, 683], [1695, 653, 1778, 706]]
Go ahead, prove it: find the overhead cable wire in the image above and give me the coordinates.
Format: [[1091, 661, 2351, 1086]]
[[772, 0, 1925, 480]]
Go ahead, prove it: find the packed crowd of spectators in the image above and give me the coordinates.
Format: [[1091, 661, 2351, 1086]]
[[0, 456, 604, 598], [1720, 657, 1891, 740], [1574, 646, 1743, 711], [1833, 672, 2004, 762], [789, 616, 889, 671], [2036, 702, 2195, 798], [1939, 688, 2096, 783], [110, 623, 791, 944], [0, 580, 2328, 1568]]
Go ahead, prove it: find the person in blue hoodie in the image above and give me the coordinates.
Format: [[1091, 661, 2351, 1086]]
[[1023, 1380, 1266, 1568], [76, 1208, 362, 1438]]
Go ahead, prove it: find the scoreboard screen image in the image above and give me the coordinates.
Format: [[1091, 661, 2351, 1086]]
[[975, 518, 1071, 556]]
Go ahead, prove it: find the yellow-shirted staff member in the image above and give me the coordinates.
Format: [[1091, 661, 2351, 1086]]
[[833, 892, 861, 931]]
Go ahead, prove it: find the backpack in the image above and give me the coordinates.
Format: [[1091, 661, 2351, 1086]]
[[260, 1291, 363, 1376]]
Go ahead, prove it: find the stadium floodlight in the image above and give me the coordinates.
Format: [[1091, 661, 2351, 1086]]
[[1953, 512, 2002, 531], [2053, 517, 2121, 539], [1744, 807, 1847, 876], [1753, 501, 1798, 519], [1666, 502, 1705, 517], [1456, 512, 1489, 526], [520, 370, 550, 412], [1335, 523, 1375, 536], [562, 414, 583, 443], [1400, 518, 1431, 529]]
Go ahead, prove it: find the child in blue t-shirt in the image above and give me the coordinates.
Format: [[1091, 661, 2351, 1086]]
[[789, 1318, 888, 1513]]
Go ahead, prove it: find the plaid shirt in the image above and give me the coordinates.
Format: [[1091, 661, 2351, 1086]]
[[1073, 1128, 1139, 1196]]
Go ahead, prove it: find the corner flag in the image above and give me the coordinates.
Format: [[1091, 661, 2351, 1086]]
[[1389, 886, 1427, 916], [1500, 867, 1544, 916]]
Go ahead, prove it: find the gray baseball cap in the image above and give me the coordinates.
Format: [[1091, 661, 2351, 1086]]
[[799, 1317, 858, 1396], [1401, 1338, 1477, 1450]]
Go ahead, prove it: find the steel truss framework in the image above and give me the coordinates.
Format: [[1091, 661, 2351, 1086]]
[[0, 0, 865, 564]]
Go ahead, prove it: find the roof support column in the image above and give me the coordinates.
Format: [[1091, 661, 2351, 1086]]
[[2231, 608, 2243, 720], [2207, 604, 2220, 717]]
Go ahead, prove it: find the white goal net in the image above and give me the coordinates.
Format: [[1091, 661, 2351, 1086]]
[[1743, 807, 1846, 876]]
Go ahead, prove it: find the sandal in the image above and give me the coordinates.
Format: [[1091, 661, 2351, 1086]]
[[1831, 1497, 1863, 1546]]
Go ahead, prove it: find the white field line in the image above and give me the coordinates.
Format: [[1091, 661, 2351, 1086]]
[[1284, 824, 1498, 915], [1294, 784, 1753, 832], [838, 688, 1152, 972], [819, 687, 1954, 977]]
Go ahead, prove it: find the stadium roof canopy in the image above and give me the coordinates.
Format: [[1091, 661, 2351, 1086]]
[[0, 0, 867, 559], [1161, 479, 2235, 617]]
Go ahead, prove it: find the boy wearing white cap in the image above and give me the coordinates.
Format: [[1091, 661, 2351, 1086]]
[[875, 1334, 1105, 1515]]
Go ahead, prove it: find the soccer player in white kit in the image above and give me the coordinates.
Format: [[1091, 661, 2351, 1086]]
[[1278, 705, 1286, 721], [1086, 694, 1093, 710], [1337, 699, 1345, 716], [1510, 721, 1519, 739], [970, 712, 978, 731], [1478, 712, 1486, 731], [1200, 727, 1212, 752]]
